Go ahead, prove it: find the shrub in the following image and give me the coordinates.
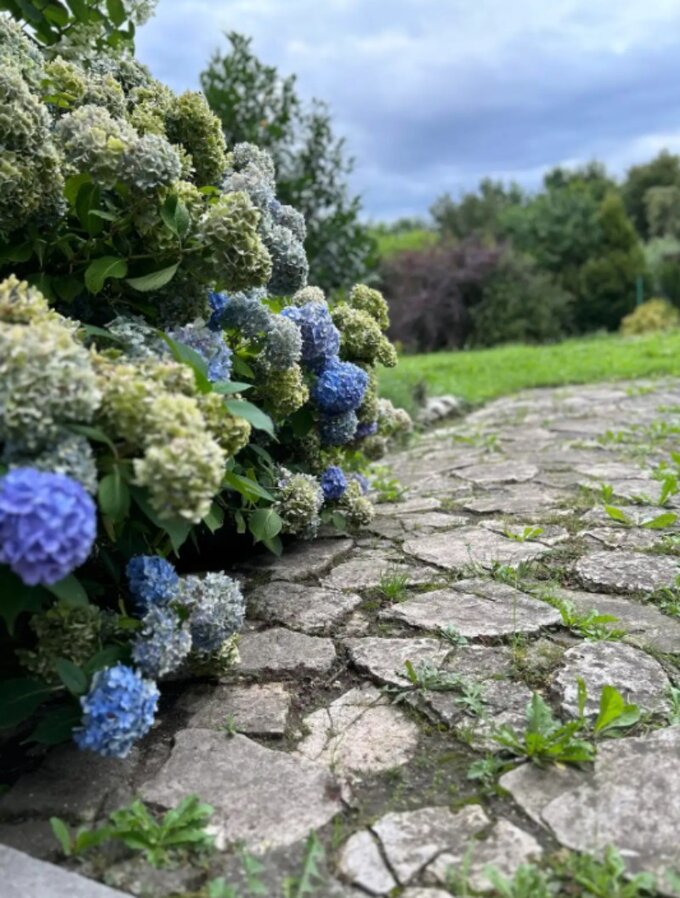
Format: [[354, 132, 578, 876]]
[[0, 8, 406, 757], [620, 298, 680, 336]]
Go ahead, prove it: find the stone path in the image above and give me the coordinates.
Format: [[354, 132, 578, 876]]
[[1, 379, 680, 896]]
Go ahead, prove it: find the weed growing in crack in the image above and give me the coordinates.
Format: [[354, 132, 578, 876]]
[[377, 569, 410, 602], [389, 660, 486, 716], [50, 795, 214, 868], [666, 685, 680, 725], [502, 525, 545, 543], [492, 680, 640, 767], [550, 597, 626, 641], [439, 624, 470, 647], [466, 754, 514, 790], [446, 846, 658, 898], [369, 465, 406, 503]]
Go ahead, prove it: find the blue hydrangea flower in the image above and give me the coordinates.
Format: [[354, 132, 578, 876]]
[[131, 605, 192, 678], [281, 302, 340, 371], [320, 465, 348, 501], [74, 664, 159, 758], [0, 468, 96, 586], [177, 572, 245, 656], [355, 421, 378, 439], [349, 473, 370, 495], [208, 291, 229, 331], [126, 555, 179, 614], [169, 323, 232, 383], [219, 291, 271, 337], [312, 359, 369, 415], [319, 410, 358, 446]]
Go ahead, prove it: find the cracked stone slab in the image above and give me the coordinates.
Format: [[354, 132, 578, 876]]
[[453, 461, 539, 485], [371, 804, 489, 885], [580, 527, 660, 552], [296, 685, 419, 777], [402, 527, 550, 571], [380, 577, 560, 638], [323, 552, 445, 590], [422, 678, 533, 752], [402, 891, 453, 898], [177, 682, 290, 735], [425, 818, 544, 892], [140, 730, 341, 851], [551, 586, 680, 653], [540, 727, 680, 894], [500, 762, 590, 827], [0, 845, 131, 897], [247, 582, 361, 634], [243, 538, 353, 581], [337, 829, 397, 895], [345, 637, 449, 687], [575, 461, 651, 482], [575, 550, 680, 593], [553, 642, 671, 719], [236, 627, 336, 676], [462, 484, 568, 517], [384, 497, 442, 515]]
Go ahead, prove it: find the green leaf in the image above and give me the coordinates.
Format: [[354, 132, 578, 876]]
[[203, 502, 225, 534], [53, 274, 83, 302], [105, 0, 125, 25], [232, 356, 255, 378], [30, 704, 81, 745], [160, 195, 190, 239], [159, 332, 211, 393], [604, 505, 631, 526], [642, 512, 677, 529], [83, 645, 129, 675], [64, 172, 91, 205], [0, 678, 53, 730], [249, 507, 282, 543], [576, 676, 588, 719], [46, 574, 89, 607], [98, 470, 130, 522], [211, 381, 252, 395], [262, 535, 283, 556], [75, 182, 104, 235], [50, 817, 72, 856], [594, 685, 640, 734], [84, 256, 128, 294], [222, 471, 275, 503], [126, 263, 179, 292], [224, 399, 275, 436], [68, 423, 118, 453], [0, 568, 48, 635], [130, 488, 192, 553], [54, 658, 88, 696]]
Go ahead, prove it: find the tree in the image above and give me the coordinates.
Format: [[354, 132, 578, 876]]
[[431, 178, 524, 240], [577, 193, 645, 330], [543, 161, 615, 202], [644, 186, 680, 239], [201, 33, 376, 293], [622, 150, 680, 239]]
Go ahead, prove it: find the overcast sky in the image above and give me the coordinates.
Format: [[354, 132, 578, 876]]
[[136, 0, 680, 221]]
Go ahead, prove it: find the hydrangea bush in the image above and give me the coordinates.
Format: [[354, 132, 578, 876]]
[[0, 5, 410, 758]]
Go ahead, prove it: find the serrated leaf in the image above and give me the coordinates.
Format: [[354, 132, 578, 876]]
[[0, 678, 53, 729], [106, 0, 125, 25], [224, 399, 275, 436], [46, 574, 89, 607], [0, 568, 48, 634], [84, 256, 128, 294], [249, 507, 282, 543], [126, 263, 179, 292], [98, 470, 130, 522], [54, 658, 88, 696], [222, 471, 275, 503], [159, 332, 211, 393], [203, 502, 224, 534]]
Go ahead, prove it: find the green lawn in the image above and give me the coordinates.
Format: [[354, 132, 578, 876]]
[[380, 331, 680, 414]]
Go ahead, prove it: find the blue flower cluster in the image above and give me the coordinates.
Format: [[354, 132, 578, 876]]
[[178, 571, 245, 656], [349, 473, 370, 495], [207, 290, 229, 332], [211, 290, 271, 338], [0, 468, 96, 586], [320, 465, 347, 501], [355, 421, 378, 439], [74, 664, 159, 758], [126, 555, 179, 613], [281, 302, 340, 371], [319, 410, 358, 446], [169, 323, 232, 383], [312, 359, 368, 415], [131, 605, 192, 678]]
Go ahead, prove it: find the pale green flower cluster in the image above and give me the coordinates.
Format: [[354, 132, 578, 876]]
[[332, 284, 397, 368], [275, 468, 324, 538], [0, 277, 100, 451]]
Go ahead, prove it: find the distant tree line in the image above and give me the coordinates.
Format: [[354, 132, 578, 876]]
[[379, 154, 680, 351]]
